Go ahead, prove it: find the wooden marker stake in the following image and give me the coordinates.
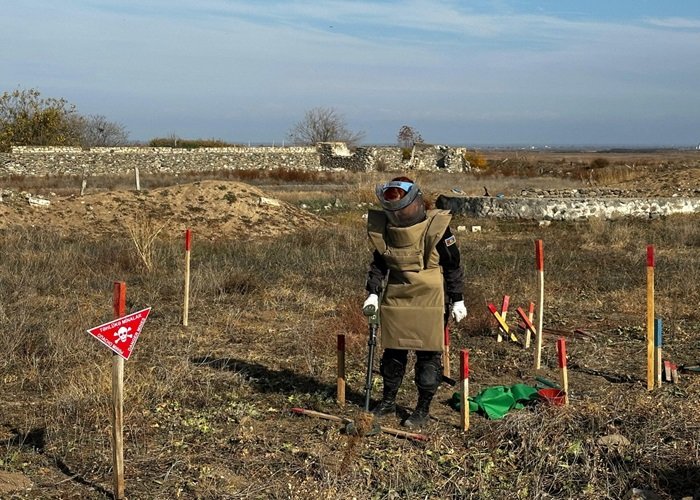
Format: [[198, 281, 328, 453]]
[[556, 337, 569, 405], [497, 295, 510, 343], [460, 349, 469, 432], [134, 167, 141, 191], [516, 307, 537, 348], [443, 325, 451, 378], [337, 334, 346, 406], [182, 229, 192, 326], [534, 240, 544, 369], [111, 281, 126, 500], [526, 302, 535, 348], [487, 303, 513, 340], [654, 318, 663, 389], [646, 245, 655, 391]]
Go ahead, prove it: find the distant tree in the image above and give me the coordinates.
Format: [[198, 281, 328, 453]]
[[79, 114, 129, 147], [0, 87, 129, 151], [287, 106, 364, 146], [0, 88, 81, 151], [397, 125, 423, 148]]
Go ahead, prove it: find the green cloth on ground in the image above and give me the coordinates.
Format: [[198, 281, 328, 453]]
[[450, 384, 540, 420]]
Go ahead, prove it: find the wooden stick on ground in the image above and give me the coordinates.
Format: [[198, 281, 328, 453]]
[[290, 408, 428, 441]]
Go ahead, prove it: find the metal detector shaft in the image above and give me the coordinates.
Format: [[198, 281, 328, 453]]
[[363, 312, 380, 412]]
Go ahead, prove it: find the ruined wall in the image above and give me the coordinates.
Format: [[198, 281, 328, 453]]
[[0, 143, 473, 176], [436, 195, 700, 220], [1, 146, 320, 176]]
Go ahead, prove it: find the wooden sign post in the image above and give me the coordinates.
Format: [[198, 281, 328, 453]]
[[112, 281, 126, 500], [460, 349, 470, 432], [337, 334, 345, 406], [646, 245, 655, 391], [556, 337, 569, 405], [443, 325, 451, 378], [654, 318, 663, 389], [535, 240, 545, 369], [182, 229, 192, 327]]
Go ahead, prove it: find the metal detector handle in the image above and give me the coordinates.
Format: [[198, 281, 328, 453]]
[[363, 323, 378, 412], [363, 304, 380, 326]]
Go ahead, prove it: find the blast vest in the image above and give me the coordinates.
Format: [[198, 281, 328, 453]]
[[367, 209, 452, 351]]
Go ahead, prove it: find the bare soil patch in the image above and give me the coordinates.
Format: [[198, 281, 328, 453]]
[[0, 179, 328, 240]]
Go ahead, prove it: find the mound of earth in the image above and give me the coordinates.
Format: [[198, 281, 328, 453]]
[[0, 180, 329, 240]]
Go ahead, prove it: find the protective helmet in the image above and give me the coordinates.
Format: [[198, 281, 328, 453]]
[[375, 178, 426, 227]]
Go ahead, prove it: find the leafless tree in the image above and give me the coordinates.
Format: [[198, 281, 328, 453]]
[[287, 107, 364, 146], [397, 125, 424, 148], [79, 114, 129, 147]]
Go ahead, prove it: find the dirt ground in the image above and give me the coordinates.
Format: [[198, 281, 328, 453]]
[[0, 180, 328, 241], [1, 156, 699, 499]]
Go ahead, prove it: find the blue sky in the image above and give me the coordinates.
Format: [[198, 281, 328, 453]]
[[2, 1, 699, 146]]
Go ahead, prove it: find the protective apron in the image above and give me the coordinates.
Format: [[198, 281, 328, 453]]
[[367, 208, 452, 351]]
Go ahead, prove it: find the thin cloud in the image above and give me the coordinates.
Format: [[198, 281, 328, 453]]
[[644, 17, 700, 29]]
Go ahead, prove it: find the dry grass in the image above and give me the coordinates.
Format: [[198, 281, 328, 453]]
[[1, 170, 699, 498]]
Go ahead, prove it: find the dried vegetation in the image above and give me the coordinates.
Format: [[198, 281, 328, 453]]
[[1, 153, 699, 498]]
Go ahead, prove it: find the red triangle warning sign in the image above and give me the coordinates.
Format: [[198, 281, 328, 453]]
[[87, 307, 151, 360]]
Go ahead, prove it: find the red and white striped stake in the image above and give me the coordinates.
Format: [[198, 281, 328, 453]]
[[182, 229, 192, 327], [556, 337, 569, 405], [443, 325, 451, 378], [534, 240, 545, 369], [646, 245, 655, 391], [527, 302, 535, 348], [516, 307, 537, 348], [460, 349, 469, 432], [337, 334, 345, 406], [497, 295, 510, 342], [487, 303, 511, 338], [111, 281, 126, 500]]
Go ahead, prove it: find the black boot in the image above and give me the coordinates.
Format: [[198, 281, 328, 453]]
[[402, 393, 433, 429], [371, 398, 396, 416], [403, 352, 441, 429], [371, 353, 406, 416]]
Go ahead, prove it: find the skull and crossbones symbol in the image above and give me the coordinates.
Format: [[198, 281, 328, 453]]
[[114, 326, 133, 344]]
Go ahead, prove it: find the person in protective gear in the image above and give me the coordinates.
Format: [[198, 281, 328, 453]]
[[364, 176, 466, 430]]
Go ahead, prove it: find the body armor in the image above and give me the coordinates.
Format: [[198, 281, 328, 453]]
[[367, 208, 452, 351]]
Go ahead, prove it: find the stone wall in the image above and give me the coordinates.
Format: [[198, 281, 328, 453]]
[[1, 146, 320, 176], [0, 143, 473, 177], [436, 195, 700, 220]]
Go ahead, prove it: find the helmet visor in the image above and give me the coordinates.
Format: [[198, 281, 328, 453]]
[[385, 195, 426, 227], [375, 181, 420, 211], [376, 181, 426, 227]]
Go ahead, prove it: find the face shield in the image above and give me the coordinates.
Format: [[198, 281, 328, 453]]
[[375, 180, 426, 227]]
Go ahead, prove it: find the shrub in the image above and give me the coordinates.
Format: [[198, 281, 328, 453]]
[[590, 157, 610, 169], [463, 150, 488, 170]]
